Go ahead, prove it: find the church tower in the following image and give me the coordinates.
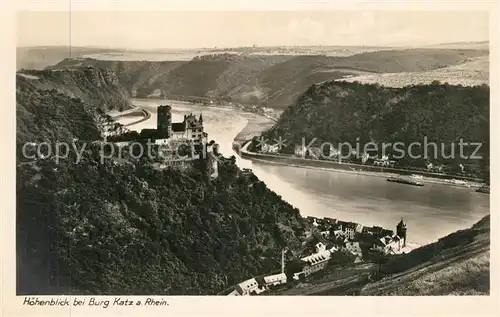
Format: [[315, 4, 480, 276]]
[[396, 218, 407, 248], [157, 105, 172, 138]]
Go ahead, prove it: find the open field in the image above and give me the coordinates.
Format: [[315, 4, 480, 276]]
[[336, 56, 489, 87]]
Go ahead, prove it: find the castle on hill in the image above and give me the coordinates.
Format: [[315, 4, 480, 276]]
[[153, 105, 218, 178], [155, 105, 208, 145], [110, 104, 218, 177], [135, 105, 208, 145]]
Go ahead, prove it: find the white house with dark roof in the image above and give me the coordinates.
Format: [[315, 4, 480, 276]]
[[263, 273, 287, 287], [290, 243, 332, 280], [235, 278, 266, 296], [299, 251, 331, 276]]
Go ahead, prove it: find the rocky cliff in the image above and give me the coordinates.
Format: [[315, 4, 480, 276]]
[[17, 66, 132, 113]]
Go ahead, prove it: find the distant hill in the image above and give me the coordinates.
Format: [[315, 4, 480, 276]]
[[47, 48, 488, 108], [16, 46, 121, 70], [337, 55, 489, 87], [421, 41, 489, 50]]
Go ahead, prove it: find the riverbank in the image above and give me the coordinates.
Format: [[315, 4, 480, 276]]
[[238, 141, 485, 189]]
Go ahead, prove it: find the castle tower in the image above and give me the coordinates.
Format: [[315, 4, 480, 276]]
[[157, 105, 172, 138], [396, 218, 407, 248], [202, 140, 219, 178]]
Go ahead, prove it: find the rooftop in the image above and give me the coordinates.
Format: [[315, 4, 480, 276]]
[[301, 250, 332, 265], [345, 222, 358, 229]]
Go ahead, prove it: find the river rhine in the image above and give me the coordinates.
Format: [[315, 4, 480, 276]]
[[122, 99, 490, 246]]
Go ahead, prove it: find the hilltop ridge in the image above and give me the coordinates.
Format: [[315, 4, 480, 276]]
[[46, 48, 488, 108], [16, 67, 132, 147]]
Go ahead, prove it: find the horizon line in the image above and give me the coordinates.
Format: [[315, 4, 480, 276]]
[[16, 40, 490, 51]]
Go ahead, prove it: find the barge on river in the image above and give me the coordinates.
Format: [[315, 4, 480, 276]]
[[387, 176, 424, 187], [476, 185, 490, 194]]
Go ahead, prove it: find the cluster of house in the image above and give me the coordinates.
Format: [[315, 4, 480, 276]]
[[226, 217, 409, 296], [227, 272, 288, 296], [306, 216, 409, 256], [256, 142, 469, 175], [292, 144, 397, 167], [228, 242, 334, 296]]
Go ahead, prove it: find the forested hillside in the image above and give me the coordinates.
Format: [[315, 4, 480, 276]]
[[261, 81, 489, 178], [16, 68, 306, 295], [17, 67, 133, 112], [47, 48, 488, 108]]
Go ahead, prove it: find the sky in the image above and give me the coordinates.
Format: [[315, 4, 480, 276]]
[[17, 11, 489, 48]]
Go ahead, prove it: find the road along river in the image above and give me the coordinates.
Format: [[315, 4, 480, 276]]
[[120, 99, 490, 246]]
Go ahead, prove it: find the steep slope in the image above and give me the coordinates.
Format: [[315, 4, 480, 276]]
[[361, 215, 490, 295], [16, 86, 101, 146], [48, 48, 488, 108], [16, 68, 306, 295], [16, 66, 131, 150], [17, 67, 132, 112], [260, 81, 489, 178]]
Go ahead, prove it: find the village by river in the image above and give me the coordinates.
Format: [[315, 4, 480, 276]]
[[118, 99, 490, 246]]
